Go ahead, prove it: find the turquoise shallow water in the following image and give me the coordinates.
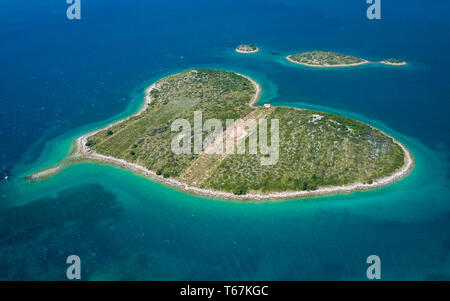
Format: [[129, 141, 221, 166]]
[[1, 0, 449, 280]]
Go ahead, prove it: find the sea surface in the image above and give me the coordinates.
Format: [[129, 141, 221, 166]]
[[0, 0, 449, 280]]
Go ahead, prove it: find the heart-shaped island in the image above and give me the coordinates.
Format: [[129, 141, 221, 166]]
[[30, 69, 413, 200]]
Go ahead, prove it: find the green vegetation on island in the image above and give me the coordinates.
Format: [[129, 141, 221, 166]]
[[381, 58, 407, 65], [205, 107, 404, 194], [85, 69, 407, 196], [287, 50, 367, 67], [87, 70, 255, 179], [236, 44, 259, 53]]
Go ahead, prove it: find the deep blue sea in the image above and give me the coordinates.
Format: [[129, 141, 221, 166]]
[[0, 0, 449, 280]]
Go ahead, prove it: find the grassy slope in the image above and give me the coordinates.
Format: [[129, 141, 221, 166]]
[[204, 107, 404, 194], [87, 69, 255, 178], [87, 69, 405, 195]]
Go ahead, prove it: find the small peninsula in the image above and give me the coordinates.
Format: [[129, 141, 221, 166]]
[[380, 58, 407, 66], [30, 70, 413, 200], [236, 44, 259, 53], [287, 51, 369, 67]]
